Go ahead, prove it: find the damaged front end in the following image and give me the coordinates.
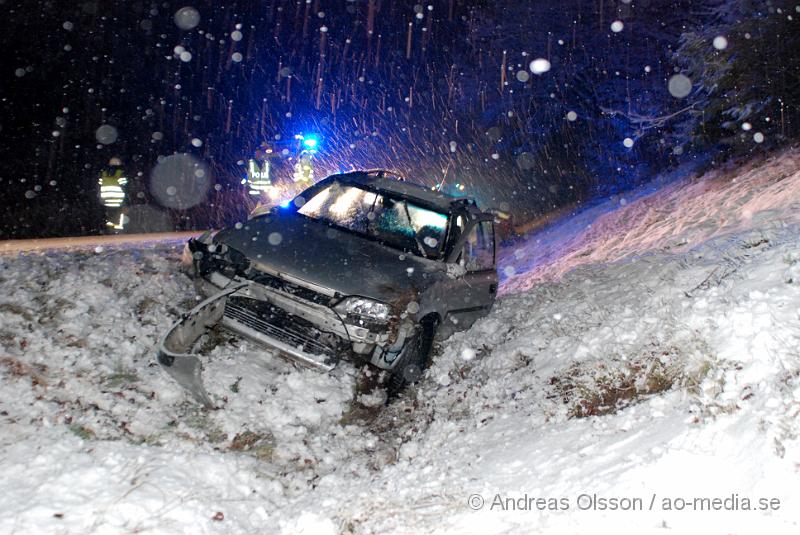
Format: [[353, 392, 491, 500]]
[[157, 282, 248, 408], [158, 234, 415, 407]]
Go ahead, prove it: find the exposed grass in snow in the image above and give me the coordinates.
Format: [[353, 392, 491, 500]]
[[549, 348, 701, 418], [1, 150, 800, 534]]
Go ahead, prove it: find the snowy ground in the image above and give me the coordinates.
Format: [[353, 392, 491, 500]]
[[1, 149, 800, 534]]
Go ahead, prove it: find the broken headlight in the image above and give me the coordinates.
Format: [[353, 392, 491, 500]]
[[186, 233, 249, 278], [335, 297, 393, 322]]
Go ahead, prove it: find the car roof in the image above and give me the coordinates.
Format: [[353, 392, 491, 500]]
[[333, 170, 477, 213]]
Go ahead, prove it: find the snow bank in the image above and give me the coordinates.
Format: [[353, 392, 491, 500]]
[[1, 150, 799, 534], [501, 147, 800, 292]]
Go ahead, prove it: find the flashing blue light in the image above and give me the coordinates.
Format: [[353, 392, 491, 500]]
[[279, 199, 292, 208], [302, 136, 319, 149]]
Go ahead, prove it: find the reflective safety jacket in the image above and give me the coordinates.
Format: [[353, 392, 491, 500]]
[[99, 169, 127, 208]]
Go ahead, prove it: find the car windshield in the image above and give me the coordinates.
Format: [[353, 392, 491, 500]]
[[297, 182, 449, 259]]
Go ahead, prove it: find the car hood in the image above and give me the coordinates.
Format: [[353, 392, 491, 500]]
[[214, 212, 444, 303]]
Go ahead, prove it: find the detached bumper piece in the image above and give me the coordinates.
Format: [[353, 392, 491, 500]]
[[157, 282, 338, 408]]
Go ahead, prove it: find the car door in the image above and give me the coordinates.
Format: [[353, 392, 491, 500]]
[[440, 217, 498, 334], [461, 217, 498, 308]]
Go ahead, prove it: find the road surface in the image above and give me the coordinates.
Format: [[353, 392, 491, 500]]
[[0, 231, 201, 254]]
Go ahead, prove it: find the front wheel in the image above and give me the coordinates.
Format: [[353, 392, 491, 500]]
[[387, 317, 438, 397]]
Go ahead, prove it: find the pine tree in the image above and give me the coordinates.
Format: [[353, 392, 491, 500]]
[[675, 0, 800, 154]]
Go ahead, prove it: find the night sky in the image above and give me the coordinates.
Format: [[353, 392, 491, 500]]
[[1, 0, 797, 239]]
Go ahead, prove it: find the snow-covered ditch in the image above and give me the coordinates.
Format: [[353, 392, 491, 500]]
[[1, 150, 799, 534]]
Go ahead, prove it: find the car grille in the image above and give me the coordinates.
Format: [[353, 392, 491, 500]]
[[247, 271, 333, 306], [223, 297, 337, 363]]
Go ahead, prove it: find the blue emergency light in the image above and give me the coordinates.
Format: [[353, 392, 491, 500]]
[[302, 135, 319, 150]]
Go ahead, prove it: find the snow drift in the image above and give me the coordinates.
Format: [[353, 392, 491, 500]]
[[1, 149, 799, 534]]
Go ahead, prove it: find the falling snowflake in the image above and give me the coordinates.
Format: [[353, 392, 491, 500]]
[[174, 7, 200, 30], [460, 347, 476, 361], [667, 74, 692, 98], [712, 36, 728, 50], [95, 125, 118, 145], [529, 58, 551, 75]]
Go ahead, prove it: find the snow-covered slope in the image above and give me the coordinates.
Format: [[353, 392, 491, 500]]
[[1, 149, 799, 534], [500, 149, 800, 291]]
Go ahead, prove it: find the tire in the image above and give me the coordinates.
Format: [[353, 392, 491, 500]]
[[387, 316, 438, 397]]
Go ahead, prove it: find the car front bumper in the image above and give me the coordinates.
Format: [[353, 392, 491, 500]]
[[200, 270, 394, 348], [157, 268, 415, 406]]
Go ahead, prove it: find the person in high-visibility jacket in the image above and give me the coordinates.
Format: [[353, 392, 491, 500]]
[[247, 159, 274, 195], [292, 150, 315, 188], [99, 168, 127, 230]]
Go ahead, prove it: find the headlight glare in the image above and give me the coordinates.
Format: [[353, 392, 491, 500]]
[[335, 297, 392, 321]]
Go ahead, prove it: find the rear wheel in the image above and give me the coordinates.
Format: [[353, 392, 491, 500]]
[[387, 316, 438, 397]]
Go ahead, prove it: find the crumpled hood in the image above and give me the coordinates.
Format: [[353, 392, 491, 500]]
[[214, 211, 444, 303]]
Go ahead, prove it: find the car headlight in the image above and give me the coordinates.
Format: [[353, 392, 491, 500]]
[[335, 297, 392, 322]]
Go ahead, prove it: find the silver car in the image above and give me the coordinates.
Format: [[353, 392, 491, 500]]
[[158, 170, 498, 406]]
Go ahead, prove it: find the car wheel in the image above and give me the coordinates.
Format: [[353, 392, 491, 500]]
[[387, 316, 438, 397]]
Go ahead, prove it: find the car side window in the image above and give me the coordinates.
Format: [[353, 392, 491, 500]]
[[462, 220, 494, 271]]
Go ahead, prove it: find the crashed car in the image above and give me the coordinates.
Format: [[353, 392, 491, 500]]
[[158, 169, 498, 406]]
